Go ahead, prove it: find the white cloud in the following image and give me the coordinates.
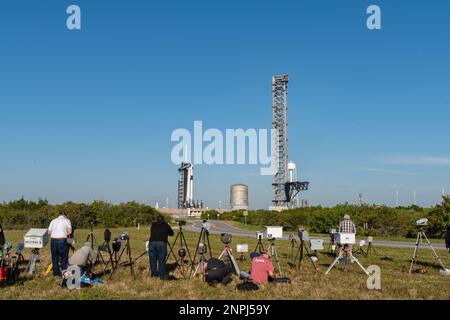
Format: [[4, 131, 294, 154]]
[[381, 156, 450, 166], [354, 166, 420, 176]]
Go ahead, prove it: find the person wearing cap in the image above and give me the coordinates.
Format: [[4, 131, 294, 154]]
[[249, 250, 274, 284], [339, 215, 356, 233], [149, 215, 174, 280], [338, 214, 356, 270], [48, 212, 72, 276]]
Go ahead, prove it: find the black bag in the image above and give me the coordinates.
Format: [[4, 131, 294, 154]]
[[236, 282, 259, 291], [205, 258, 233, 286], [270, 277, 291, 283]]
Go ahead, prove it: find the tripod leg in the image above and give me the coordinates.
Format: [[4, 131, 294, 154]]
[[180, 231, 194, 266], [325, 251, 344, 275], [409, 232, 421, 274], [127, 242, 135, 279], [351, 255, 369, 275], [304, 245, 318, 271], [190, 229, 203, 275], [422, 232, 447, 271], [166, 233, 180, 263], [206, 232, 212, 260]]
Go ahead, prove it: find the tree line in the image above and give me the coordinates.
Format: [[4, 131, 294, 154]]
[[0, 198, 160, 230]]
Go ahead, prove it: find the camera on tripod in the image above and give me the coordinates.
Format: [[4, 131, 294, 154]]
[[178, 220, 187, 227], [298, 229, 309, 241], [256, 232, 264, 240], [221, 233, 232, 245], [416, 218, 428, 228], [202, 220, 211, 232], [119, 232, 129, 241], [198, 243, 207, 254]]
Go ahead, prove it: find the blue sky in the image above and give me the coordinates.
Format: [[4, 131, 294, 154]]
[[0, 0, 449, 209]]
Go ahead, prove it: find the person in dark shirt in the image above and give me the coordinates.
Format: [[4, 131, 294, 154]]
[[0, 224, 5, 247], [445, 221, 450, 254], [149, 215, 174, 280]]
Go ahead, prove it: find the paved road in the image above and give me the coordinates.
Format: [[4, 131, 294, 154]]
[[186, 220, 447, 250]]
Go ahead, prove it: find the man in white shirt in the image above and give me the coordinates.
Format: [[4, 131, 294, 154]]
[[48, 213, 72, 276]]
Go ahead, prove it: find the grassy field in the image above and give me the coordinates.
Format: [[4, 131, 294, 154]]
[[0, 226, 449, 300]]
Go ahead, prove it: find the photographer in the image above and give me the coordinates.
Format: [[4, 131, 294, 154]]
[[149, 215, 174, 280], [68, 242, 97, 271], [338, 214, 356, 270], [204, 258, 233, 286], [48, 212, 72, 277], [445, 221, 450, 253], [0, 223, 5, 247], [249, 250, 274, 285]]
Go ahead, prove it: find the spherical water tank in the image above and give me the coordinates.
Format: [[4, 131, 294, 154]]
[[230, 184, 248, 210]]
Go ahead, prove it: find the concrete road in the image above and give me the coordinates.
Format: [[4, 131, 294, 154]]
[[185, 220, 447, 250]]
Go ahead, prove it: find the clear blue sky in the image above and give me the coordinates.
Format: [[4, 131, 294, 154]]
[[1, 0, 449, 209]]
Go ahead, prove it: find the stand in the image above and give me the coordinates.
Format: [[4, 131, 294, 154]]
[[268, 239, 283, 277], [409, 229, 447, 274], [109, 238, 134, 279], [254, 238, 265, 254], [325, 245, 369, 275], [25, 249, 40, 275], [287, 237, 297, 267], [165, 225, 193, 278], [218, 245, 241, 276], [190, 226, 212, 279], [293, 239, 319, 272]]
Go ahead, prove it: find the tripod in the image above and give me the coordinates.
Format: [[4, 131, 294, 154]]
[[166, 225, 193, 278], [293, 239, 319, 272], [325, 245, 369, 275], [109, 237, 134, 279], [409, 228, 447, 274], [218, 244, 241, 276], [25, 249, 41, 275], [190, 226, 212, 279], [268, 238, 283, 277], [287, 237, 298, 267], [328, 234, 337, 256], [97, 229, 115, 274], [254, 237, 265, 254]]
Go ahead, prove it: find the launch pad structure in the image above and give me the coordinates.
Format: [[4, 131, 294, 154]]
[[271, 75, 309, 209]]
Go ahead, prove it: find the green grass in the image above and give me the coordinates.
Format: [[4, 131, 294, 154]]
[[0, 227, 449, 300]]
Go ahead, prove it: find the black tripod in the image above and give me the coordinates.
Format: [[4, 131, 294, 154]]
[[97, 229, 115, 274], [287, 235, 298, 267], [254, 237, 265, 254], [190, 225, 212, 279], [166, 224, 193, 278], [293, 239, 319, 273], [109, 236, 135, 280]]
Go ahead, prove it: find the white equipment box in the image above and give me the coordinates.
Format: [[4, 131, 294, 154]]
[[310, 239, 324, 251], [265, 226, 283, 239], [24, 228, 49, 249], [336, 233, 356, 245], [236, 244, 248, 253]]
